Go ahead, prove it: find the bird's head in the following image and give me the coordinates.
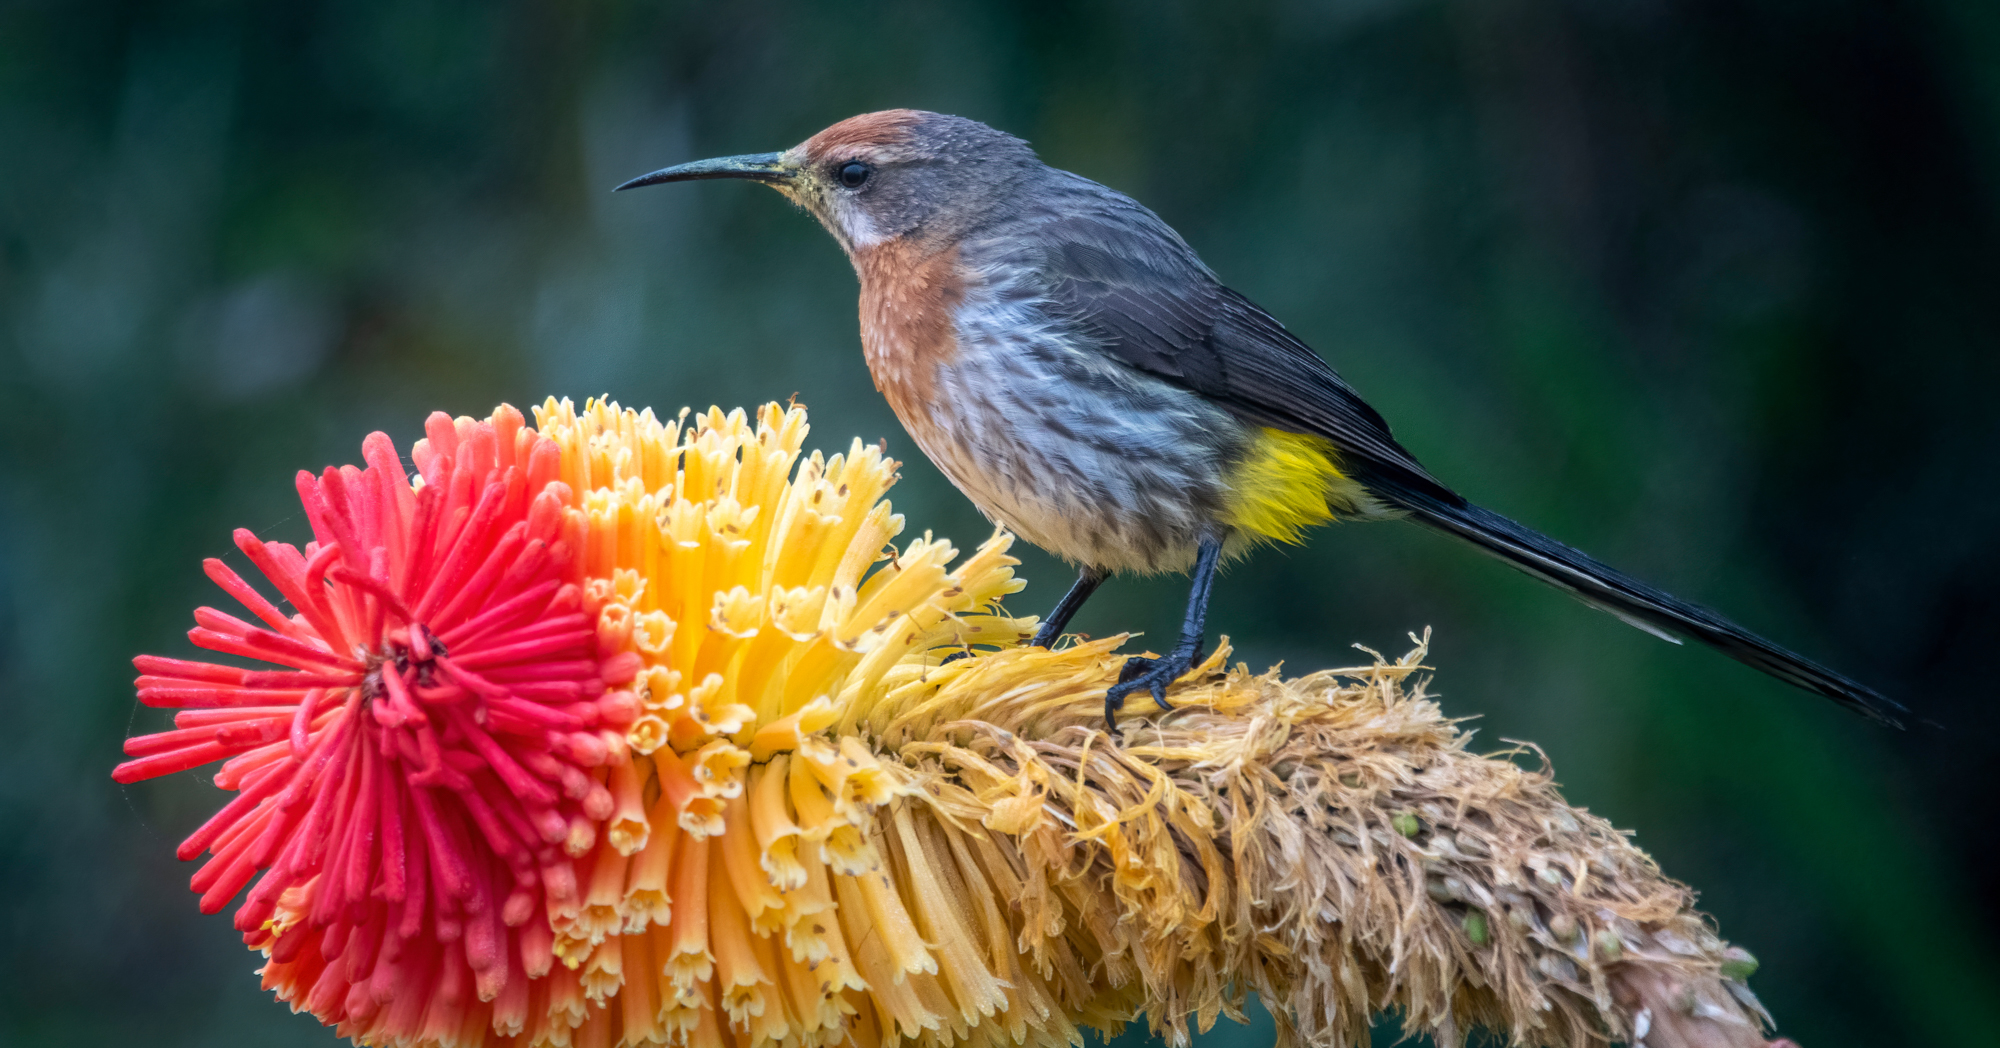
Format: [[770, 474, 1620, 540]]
[[617, 110, 1037, 255]]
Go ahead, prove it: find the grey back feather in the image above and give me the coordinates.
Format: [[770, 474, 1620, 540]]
[[964, 171, 1460, 504]]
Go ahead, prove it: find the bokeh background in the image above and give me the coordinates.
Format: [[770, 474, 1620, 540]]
[[3, 1, 1996, 1045]]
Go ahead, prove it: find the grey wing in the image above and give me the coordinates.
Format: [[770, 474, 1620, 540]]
[[1014, 207, 1462, 505]]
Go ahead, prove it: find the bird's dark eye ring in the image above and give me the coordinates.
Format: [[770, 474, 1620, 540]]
[[837, 161, 871, 189]]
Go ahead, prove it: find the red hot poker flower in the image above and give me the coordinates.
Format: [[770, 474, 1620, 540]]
[[116, 405, 642, 1045]]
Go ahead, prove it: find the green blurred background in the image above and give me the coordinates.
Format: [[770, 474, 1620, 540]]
[[3, 1, 1996, 1045]]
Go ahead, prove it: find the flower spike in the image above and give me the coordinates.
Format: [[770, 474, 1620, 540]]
[[123, 399, 1789, 1048]]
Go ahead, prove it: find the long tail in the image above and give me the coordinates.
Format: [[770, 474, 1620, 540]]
[[1374, 482, 1906, 725]]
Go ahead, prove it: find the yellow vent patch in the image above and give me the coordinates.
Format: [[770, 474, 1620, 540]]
[[1223, 428, 1372, 546]]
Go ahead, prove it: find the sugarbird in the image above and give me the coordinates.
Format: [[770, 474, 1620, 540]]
[[617, 109, 1903, 729]]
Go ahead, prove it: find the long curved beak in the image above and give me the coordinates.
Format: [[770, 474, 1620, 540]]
[[613, 152, 792, 191]]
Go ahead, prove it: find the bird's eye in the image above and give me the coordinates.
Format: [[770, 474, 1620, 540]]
[[837, 161, 871, 189]]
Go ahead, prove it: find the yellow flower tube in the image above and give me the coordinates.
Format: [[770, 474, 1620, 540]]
[[531, 398, 1048, 1048]]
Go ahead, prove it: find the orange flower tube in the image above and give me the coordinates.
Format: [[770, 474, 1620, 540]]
[[117, 407, 636, 1046]]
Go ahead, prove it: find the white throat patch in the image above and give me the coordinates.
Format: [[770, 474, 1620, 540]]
[[835, 205, 886, 249]]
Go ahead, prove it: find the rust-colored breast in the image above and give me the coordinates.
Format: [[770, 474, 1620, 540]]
[[854, 241, 965, 437]]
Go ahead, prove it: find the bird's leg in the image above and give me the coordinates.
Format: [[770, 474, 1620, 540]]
[[1030, 566, 1108, 649], [1103, 535, 1223, 729]]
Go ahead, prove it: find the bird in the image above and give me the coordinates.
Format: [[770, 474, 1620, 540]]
[[615, 109, 1904, 730]]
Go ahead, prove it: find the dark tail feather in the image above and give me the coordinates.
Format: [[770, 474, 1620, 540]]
[[1378, 484, 1906, 726]]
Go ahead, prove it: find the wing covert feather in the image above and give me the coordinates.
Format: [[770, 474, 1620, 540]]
[[1017, 210, 1459, 503]]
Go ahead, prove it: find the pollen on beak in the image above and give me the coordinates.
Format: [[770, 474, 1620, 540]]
[[613, 152, 793, 191]]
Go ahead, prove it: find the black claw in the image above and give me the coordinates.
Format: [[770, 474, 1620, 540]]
[[1101, 651, 1192, 731], [939, 648, 975, 664]]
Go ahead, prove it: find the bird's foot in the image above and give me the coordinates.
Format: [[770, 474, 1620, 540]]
[[1029, 621, 1062, 650], [1102, 641, 1204, 732]]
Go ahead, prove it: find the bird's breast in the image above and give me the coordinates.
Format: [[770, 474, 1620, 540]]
[[851, 256, 1254, 574], [853, 239, 965, 439]]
